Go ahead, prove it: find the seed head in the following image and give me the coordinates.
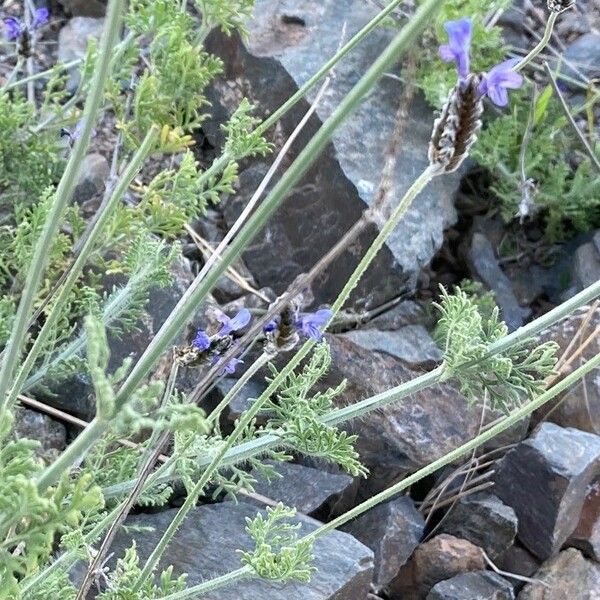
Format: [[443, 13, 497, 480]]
[[428, 74, 484, 173], [547, 0, 575, 13]]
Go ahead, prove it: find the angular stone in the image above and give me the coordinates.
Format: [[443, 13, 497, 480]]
[[58, 17, 105, 91], [468, 233, 529, 332], [562, 33, 600, 90], [248, 460, 356, 519], [517, 548, 600, 599], [206, 0, 461, 309], [493, 423, 600, 560], [573, 231, 600, 290], [14, 407, 67, 460], [341, 495, 424, 591], [320, 335, 480, 496], [388, 534, 486, 600], [73, 153, 109, 205], [426, 571, 515, 600], [568, 480, 600, 561], [216, 377, 271, 426], [341, 325, 442, 370], [364, 300, 428, 331], [440, 493, 518, 561], [535, 306, 600, 434], [109, 501, 374, 600], [498, 545, 540, 593]]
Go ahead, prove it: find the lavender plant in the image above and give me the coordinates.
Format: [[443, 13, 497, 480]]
[[0, 1, 596, 599]]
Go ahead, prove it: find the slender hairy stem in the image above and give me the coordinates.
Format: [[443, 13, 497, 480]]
[[4, 59, 82, 90], [35, 0, 442, 493], [160, 567, 253, 600], [515, 12, 558, 72], [102, 278, 600, 499], [75, 362, 179, 600], [207, 353, 271, 427], [0, 0, 125, 421], [6, 126, 159, 410], [154, 353, 600, 599], [133, 355, 279, 589], [306, 349, 600, 540]]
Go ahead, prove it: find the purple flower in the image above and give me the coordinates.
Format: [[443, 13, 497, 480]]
[[439, 18, 472, 80], [296, 309, 332, 342], [3, 8, 49, 40], [219, 357, 243, 375], [216, 308, 251, 336], [3, 17, 23, 40], [263, 317, 280, 333], [478, 58, 523, 107], [192, 330, 211, 351], [32, 7, 49, 29]]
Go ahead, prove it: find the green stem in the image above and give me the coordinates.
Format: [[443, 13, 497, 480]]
[[153, 353, 600, 599], [6, 126, 159, 410], [307, 348, 600, 540], [101, 278, 600, 499], [160, 567, 253, 600], [515, 12, 558, 72], [37, 0, 442, 493], [4, 59, 82, 91], [207, 353, 270, 427], [0, 0, 125, 421], [133, 352, 275, 589]]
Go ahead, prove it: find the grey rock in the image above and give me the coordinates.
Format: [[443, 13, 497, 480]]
[[248, 460, 356, 518], [321, 334, 481, 496], [517, 548, 600, 599], [14, 407, 67, 460], [216, 377, 271, 425], [562, 33, 600, 90], [58, 0, 107, 17], [109, 501, 374, 600], [574, 230, 600, 290], [341, 325, 442, 370], [493, 423, 600, 560], [341, 496, 424, 591], [388, 534, 486, 600], [39, 256, 197, 419], [498, 545, 540, 593], [73, 153, 108, 205], [568, 480, 600, 561], [58, 17, 105, 91], [207, 0, 461, 309], [535, 306, 600, 434], [426, 571, 515, 600], [468, 233, 529, 331], [364, 300, 428, 331], [440, 493, 518, 561]]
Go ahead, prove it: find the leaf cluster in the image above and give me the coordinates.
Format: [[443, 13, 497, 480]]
[[239, 503, 315, 583], [265, 344, 367, 477], [472, 87, 600, 240], [434, 285, 558, 412]]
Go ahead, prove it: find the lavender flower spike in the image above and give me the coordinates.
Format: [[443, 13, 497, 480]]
[[192, 330, 211, 351], [32, 7, 50, 29], [216, 308, 251, 336], [2, 17, 23, 40], [478, 58, 523, 107], [297, 309, 332, 342], [439, 18, 473, 79]]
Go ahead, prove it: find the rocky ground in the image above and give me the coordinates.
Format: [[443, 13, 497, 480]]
[[10, 0, 600, 598]]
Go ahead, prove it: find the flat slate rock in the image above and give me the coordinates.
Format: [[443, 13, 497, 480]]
[[440, 493, 518, 561], [426, 571, 515, 600], [341, 495, 425, 590], [517, 548, 600, 599], [248, 460, 356, 518], [110, 501, 374, 600], [494, 422, 600, 560]]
